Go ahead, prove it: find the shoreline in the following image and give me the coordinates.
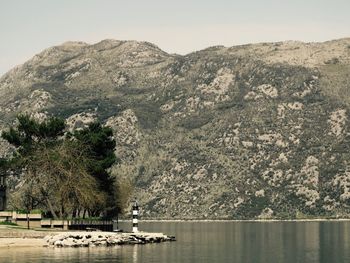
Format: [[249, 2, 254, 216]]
[[0, 227, 175, 249], [1, 218, 350, 249], [0, 228, 62, 249], [0, 238, 46, 249]]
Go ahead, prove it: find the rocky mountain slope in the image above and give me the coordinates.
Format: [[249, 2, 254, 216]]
[[1, 38, 350, 219]]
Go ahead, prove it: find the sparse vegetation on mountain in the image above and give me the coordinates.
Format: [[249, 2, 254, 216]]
[[1, 38, 350, 219]]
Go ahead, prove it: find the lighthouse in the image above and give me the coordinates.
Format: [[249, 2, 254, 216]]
[[132, 200, 139, 232]]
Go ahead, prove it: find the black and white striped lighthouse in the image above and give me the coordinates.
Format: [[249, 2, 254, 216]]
[[132, 200, 139, 233]]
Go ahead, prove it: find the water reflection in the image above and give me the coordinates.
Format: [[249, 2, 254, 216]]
[[134, 221, 350, 263], [133, 244, 138, 263], [1, 221, 350, 263]]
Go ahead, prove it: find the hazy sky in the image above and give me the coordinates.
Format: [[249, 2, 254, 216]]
[[1, 0, 350, 75]]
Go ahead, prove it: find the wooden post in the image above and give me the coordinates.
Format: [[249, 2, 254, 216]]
[[26, 212, 30, 229], [116, 212, 119, 230]]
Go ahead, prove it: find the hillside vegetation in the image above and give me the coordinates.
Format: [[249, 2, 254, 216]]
[[1, 38, 350, 219]]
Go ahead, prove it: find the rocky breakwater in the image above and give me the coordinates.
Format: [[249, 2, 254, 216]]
[[44, 231, 176, 247]]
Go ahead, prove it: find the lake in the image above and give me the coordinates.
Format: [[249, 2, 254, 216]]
[[0, 221, 349, 263]]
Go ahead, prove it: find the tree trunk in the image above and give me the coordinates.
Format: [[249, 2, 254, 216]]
[[46, 197, 58, 219], [60, 203, 65, 219], [83, 209, 87, 219]]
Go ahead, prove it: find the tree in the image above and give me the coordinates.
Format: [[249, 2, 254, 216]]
[[25, 140, 108, 218], [73, 122, 118, 218], [1, 114, 119, 219], [2, 114, 65, 152], [1, 115, 66, 217]]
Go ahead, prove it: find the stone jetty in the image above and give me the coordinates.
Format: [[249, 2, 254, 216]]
[[44, 231, 176, 247]]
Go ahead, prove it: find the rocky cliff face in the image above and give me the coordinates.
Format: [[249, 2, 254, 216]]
[[1, 38, 350, 219]]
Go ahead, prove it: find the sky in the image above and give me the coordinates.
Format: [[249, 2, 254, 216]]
[[0, 0, 350, 76]]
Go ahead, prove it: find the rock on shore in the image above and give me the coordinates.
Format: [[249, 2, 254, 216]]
[[44, 232, 176, 247]]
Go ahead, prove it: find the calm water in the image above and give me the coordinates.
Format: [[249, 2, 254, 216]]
[[0, 221, 349, 263]]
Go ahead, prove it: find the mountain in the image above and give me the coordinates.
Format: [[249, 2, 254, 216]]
[[1, 38, 350, 219]]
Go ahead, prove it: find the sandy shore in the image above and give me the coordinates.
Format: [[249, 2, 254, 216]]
[[0, 238, 46, 248], [0, 227, 58, 249]]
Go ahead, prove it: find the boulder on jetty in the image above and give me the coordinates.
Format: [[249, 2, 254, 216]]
[[44, 232, 176, 247]]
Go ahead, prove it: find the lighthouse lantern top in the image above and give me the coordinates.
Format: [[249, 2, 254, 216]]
[[132, 200, 139, 211]]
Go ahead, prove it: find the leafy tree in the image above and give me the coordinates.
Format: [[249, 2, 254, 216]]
[[2, 114, 65, 153], [1, 115, 66, 217], [0, 158, 7, 171], [1, 114, 119, 219], [73, 122, 118, 218]]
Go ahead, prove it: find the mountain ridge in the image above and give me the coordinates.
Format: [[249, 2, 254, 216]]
[[2, 37, 350, 79]]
